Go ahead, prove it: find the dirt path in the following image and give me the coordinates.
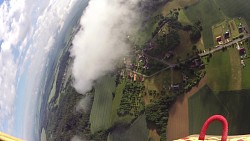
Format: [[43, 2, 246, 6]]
[[167, 76, 207, 141]]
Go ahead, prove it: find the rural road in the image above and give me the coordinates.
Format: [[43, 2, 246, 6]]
[[199, 34, 250, 57]]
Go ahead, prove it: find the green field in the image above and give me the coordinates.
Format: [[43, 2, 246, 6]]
[[90, 75, 116, 133], [178, 9, 191, 25], [189, 85, 250, 135], [206, 50, 232, 91], [206, 46, 250, 91], [214, 0, 250, 26], [184, 0, 250, 48], [229, 19, 239, 38], [108, 115, 149, 141], [212, 23, 224, 38], [184, 0, 224, 48]]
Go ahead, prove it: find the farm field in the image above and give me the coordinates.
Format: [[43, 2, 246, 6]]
[[110, 80, 127, 124], [90, 75, 116, 133], [206, 50, 232, 91], [214, 0, 250, 26], [108, 115, 149, 141], [206, 45, 250, 92], [183, 0, 250, 48], [189, 86, 250, 135]]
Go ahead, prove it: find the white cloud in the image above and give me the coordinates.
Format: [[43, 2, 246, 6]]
[[71, 0, 140, 94]]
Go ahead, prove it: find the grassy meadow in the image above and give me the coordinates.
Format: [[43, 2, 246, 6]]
[[90, 75, 116, 133]]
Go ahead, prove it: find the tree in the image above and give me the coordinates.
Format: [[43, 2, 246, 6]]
[[190, 27, 201, 43], [192, 45, 197, 50]]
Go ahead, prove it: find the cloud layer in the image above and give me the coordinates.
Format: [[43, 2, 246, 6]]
[[71, 0, 140, 94]]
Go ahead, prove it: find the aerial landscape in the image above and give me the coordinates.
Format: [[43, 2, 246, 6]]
[[1, 0, 250, 141]]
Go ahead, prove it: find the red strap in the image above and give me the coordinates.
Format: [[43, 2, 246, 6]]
[[198, 115, 228, 141]]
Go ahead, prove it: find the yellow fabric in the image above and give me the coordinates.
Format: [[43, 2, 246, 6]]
[[174, 134, 250, 141], [0, 132, 23, 141]]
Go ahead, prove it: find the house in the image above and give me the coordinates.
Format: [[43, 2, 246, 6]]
[[239, 48, 246, 57], [170, 84, 180, 91], [134, 73, 137, 81], [239, 26, 243, 33], [224, 31, 230, 39], [216, 36, 223, 45], [241, 60, 246, 67]]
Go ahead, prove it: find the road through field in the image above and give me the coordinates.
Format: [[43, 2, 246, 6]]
[[167, 76, 207, 141]]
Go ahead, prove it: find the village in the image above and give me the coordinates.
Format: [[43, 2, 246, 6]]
[[200, 17, 249, 67]]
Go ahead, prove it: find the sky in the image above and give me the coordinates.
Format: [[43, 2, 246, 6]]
[[0, 0, 85, 140]]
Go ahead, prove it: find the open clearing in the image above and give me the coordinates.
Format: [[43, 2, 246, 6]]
[[173, 31, 194, 61], [90, 75, 116, 133], [161, 0, 199, 16]]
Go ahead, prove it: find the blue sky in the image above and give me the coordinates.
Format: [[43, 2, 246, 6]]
[[0, 0, 83, 140]]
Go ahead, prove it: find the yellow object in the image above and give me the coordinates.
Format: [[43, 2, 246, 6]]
[[174, 134, 250, 141], [0, 132, 23, 141]]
